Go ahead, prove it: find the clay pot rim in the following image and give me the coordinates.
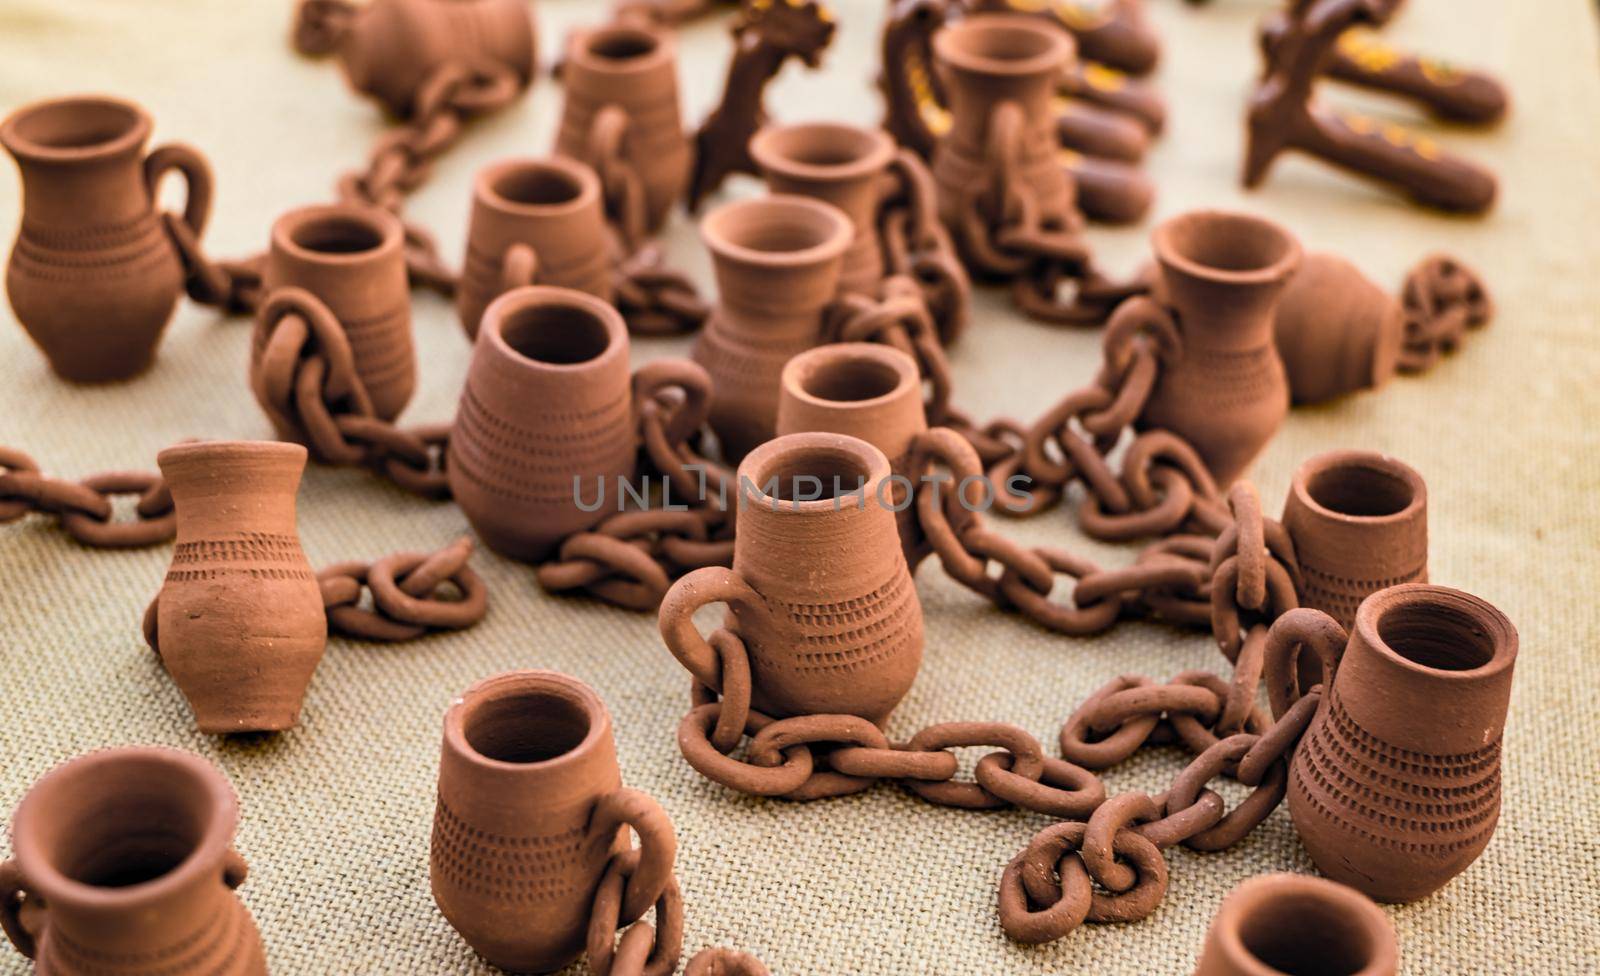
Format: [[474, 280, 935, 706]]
[[475, 155, 601, 219], [0, 93, 150, 164], [749, 122, 898, 185], [738, 431, 891, 514], [271, 202, 403, 269], [567, 21, 674, 76], [11, 746, 237, 908], [481, 285, 628, 373], [1354, 583, 1517, 682], [1153, 209, 1302, 287], [932, 13, 1074, 80], [1209, 873, 1397, 976], [1289, 449, 1426, 526], [781, 342, 921, 413], [700, 194, 853, 270], [444, 669, 610, 774], [157, 439, 308, 470]]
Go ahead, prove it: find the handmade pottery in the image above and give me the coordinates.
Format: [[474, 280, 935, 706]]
[[968, 0, 1161, 77], [1282, 584, 1517, 902], [151, 441, 326, 734], [431, 670, 674, 973], [750, 122, 897, 298], [659, 432, 924, 723], [1194, 873, 1397, 976], [1274, 253, 1403, 405], [1283, 451, 1427, 630], [1066, 151, 1154, 225], [456, 157, 612, 339], [691, 195, 852, 460], [1, 95, 209, 382], [256, 203, 414, 421], [448, 286, 636, 562], [0, 747, 266, 974]]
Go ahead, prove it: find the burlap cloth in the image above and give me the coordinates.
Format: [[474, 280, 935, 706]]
[[2, 1, 1596, 973]]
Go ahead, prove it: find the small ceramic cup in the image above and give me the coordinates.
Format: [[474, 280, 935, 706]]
[[1194, 873, 1397, 976]]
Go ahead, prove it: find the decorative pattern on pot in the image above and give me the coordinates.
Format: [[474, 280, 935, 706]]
[[1273, 252, 1403, 404], [1194, 873, 1397, 976]]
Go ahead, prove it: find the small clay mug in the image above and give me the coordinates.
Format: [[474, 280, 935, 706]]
[[1194, 873, 1397, 976], [456, 156, 612, 339], [431, 670, 675, 973], [0, 747, 266, 975], [1273, 253, 1403, 405]]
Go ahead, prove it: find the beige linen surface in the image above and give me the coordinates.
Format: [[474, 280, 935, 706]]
[[2, 1, 1597, 973]]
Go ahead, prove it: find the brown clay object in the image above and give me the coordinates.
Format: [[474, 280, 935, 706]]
[[1054, 98, 1149, 162], [1059, 61, 1165, 135], [1272, 252, 1402, 405], [0, 747, 266, 974], [456, 156, 611, 340], [659, 432, 924, 723], [1, 95, 210, 382], [1194, 873, 1398, 976], [448, 286, 636, 562], [430, 670, 675, 973], [1064, 150, 1154, 224], [970, 0, 1161, 76], [691, 194, 852, 460]]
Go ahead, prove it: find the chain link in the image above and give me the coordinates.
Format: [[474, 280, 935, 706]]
[[1398, 253, 1494, 372], [877, 149, 971, 344], [1, 446, 175, 548], [317, 536, 488, 641]]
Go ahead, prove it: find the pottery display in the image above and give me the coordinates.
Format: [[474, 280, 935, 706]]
[[0, 747, 266, 974], [1, 94, 210, 382], [1194, 873, 1397, 976], [1273, 253, 1403, 405]]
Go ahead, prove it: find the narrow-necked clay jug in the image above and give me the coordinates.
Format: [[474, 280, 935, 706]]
[[1273, 252, 1403, 404], [659, 432, 924, 723], [691, 195, 853, 461], [1194, 873, 1397, 976], [1282, 450, 1427, 630], [0, 747, 266, 975], [151, 440, 327, 734], [448, 286, 636, 562], [750, 122, 898, 298], [456, 157, 612, 340], [1, 95, 210, 382], [431, 670, 675, 973]]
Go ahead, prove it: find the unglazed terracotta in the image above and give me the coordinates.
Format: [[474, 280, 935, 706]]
[[969, 0, 1160, 77], [1283, 451, 1427, 630], [659, 432, 924, 723], [151, 441, 326, 734], [448, 286, 636, 562], [1194, 873, 1397, 976], [750, 122, 898, 298], [0, 747, 266, 974], [1273, 253, 1403, 405], [431, 670, 674, 973], [456, 157, 612, 340], [1, 95, 209, 382], [1065, 151, 1154, 225], [1285, 584, 1517, 903], [691, 195, 852, 460]]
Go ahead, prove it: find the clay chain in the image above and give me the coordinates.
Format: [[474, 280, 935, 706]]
[[0, 446, 175, 549]]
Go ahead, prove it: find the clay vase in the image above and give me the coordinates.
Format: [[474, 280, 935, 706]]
[[1135, 210, 1301, 486], [1284, 584, 1517, 903], [691, 195, 853, 461], [750, 122, 898, 299], [431, 670, 674, 973], [659, 432, 924, 723], [456, 157, 612, 340], [1283, 450, 1428, 631], [0, 747, 266, 974], [1194, 873, 1397, 976], [1274, 253, 1403, 405], [153, 441, 327, 734], [1, 95, 210, 382], [556, 22, 691, 232], [255, 203, 415, 421], [448, 286, 636, 562]]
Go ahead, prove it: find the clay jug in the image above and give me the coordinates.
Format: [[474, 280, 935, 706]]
[[1283, 450, 1427, 630], [1194, 873, 1397, 976], [659, 432, 924, 723], [456, 156, 612, 340], [152, 441, 327, 734], [691, 195, 853, 461], [431, 670, 675, 973], [1277, 584, 1517, 902], [448, 286, 637, 562], [0, 747, 266, 975], [255, 203, 415, 421], [750, 122, 897, 298], [1, 95, 210, 382], [556, 22, 691, 232], [1274, 253, 1403, 405]]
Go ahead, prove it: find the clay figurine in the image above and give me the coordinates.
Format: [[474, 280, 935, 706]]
[[1272, 252, 1402, 405], [1195, 873, 1397, 976]]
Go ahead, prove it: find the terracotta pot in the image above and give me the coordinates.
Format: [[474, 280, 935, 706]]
[[1283, 450, 1427, 630], [556, 22, 691, 232], [456, 157, 612, 340], [0, 747, 266, 974], [255, 203, 415, 421], [1274, 253, 1403, 405], [1283, 584, 1517, 902], [691, 195, 853, 461], [448, 286, 636, 562], [659, 432, 924, 723], [1194, 873, 1397, 976], [334, 0, 537, 116], [431, 670, 674, 973], [750, 122, 897, 298], [1, 95, 209, 382]]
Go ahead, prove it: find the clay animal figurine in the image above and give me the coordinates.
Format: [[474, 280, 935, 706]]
[[431, 670, 675, 973], [1, 94, 211, 382], [1194, 873, 1398, 976], [0, 747, 267, 974], [1272, 252, 1402, 405]]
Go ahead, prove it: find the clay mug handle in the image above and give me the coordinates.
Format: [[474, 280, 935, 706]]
[[588, 104, 647, 252], [1101, 294, 1183, 374], [658, 567, 772, 693], [222, 848, 249, 890], [587, 788, 676, 926], [631, 359, 713, 449], [1263, 607, 1350, 721], [500, 242, 538, 293], [0, 859, 37, 959], [144, 143, 214, 239]]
